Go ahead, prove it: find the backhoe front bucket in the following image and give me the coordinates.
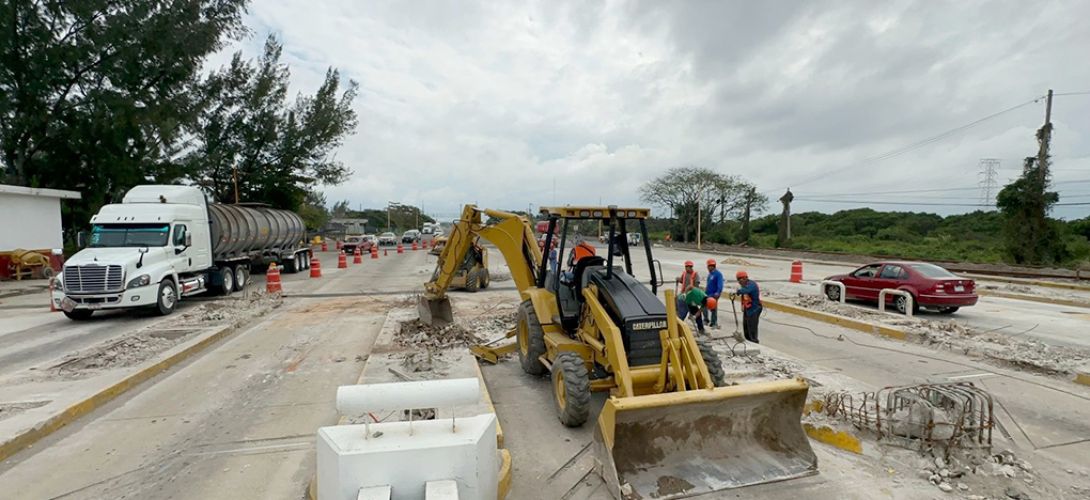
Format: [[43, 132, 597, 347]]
[[594, 378, 817, 499], [417, 296, 453, 326]]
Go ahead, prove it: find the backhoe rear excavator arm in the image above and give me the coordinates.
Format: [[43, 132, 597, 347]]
[[420, 205, 543, 324]]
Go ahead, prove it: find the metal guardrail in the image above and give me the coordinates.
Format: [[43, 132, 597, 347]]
[[878, 288, 913, 317], [820, 280, 846, 304]]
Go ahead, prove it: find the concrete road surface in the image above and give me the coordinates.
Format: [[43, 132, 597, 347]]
[[0, 248, 438, 499]]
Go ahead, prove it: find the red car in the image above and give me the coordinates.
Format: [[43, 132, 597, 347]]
[[824, 261, 977, 314]]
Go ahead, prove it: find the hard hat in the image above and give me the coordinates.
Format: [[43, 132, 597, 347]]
[[706, 258, 717, 267], [684, 260, 694, 267], [736, 270, 749, 280], [705, 296, 717, 310]]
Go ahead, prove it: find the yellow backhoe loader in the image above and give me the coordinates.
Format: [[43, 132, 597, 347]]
[[420, 205, 817, 499]]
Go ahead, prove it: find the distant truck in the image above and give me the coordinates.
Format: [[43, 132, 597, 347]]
[[52, 185, 312, 320]]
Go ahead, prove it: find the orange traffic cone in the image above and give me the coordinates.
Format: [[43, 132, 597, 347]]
[[384, 247, 388, 256], [321, 240, 328, 252], [338, 250, 348, 269], [423, 239, 429, 249], [790, 260, 803, 283], [371, 247, 378, 260], [354, 247, 363, 264], [310, 255, 322, 278], [336, 240, 342, 251], [266, 263, 283, 293], [412, 241, 418, 251], [397, 243, 404, 254]]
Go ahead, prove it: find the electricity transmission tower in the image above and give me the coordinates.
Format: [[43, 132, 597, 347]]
[[978, 158, 1000, 208]]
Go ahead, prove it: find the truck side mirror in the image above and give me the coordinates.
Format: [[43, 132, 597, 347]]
[[77, 231, 89, 248]]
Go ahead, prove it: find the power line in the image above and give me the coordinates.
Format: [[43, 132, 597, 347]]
[[769, 96, 1045, 193], [1054, 91, 1090, 96], [794, 198, 990, 207]]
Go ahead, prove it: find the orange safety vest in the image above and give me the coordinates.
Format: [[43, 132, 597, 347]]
[[680, 270, 698, 289], [572, 242, 596, 264]]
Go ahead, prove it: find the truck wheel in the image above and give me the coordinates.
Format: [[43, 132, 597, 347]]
[[517, 301, 547, 376], [465, 269, 480, 292], [233, 265, 248, 292], [480, 268, 490, 289], [156, 280, 178, 316], [697, 339, 726, 387], [552, 352, 591, 427], [220, 266, 235, 296], [283, 256, 298, 274], [63, 309, 94, 321], [301, 253, 310, 270]]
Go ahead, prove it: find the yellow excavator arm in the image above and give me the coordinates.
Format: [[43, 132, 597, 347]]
[[420, 205, 543, 324]]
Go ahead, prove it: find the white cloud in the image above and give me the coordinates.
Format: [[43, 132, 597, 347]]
[[219, 0, 1090, 219]]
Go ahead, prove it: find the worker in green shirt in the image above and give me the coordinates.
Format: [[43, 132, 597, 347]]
[[683, 286, 707, 335]]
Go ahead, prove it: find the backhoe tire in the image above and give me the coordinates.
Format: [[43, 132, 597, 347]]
[[480, 268, 490, 289], [517, 301, 547, 376], [552, 352, 591, 427], [465, 269, 480, 292], [697, 339, 726, 387]]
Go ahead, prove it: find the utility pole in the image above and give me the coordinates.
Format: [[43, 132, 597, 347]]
[[1037, 89, 1053, 183], [696, 189, 703, 250], [231, 164, 239, 203]]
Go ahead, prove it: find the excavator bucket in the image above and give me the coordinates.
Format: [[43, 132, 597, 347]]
[[417, 296, 453, 326], [594, 378, 817, 499]]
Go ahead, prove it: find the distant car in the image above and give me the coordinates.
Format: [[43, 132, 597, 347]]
[[823, 262, 977, 315], [341, 235, 372, 255], [421, 226, 434, 235], [402, 230, 421, 243], [378, 232, 397, 246]]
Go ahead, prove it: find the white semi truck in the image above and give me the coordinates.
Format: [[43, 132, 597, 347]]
[[52, 185, 312, 320]]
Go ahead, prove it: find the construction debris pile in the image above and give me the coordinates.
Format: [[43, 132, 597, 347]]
[[396, 320, 485, 349]]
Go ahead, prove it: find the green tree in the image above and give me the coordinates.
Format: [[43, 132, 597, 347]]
[[996, 157, 1067, 264], [639, 167, 761, 242], [186, 36, 358, 210], [0, 0, 247, 229], [298, 190, 331, 231]]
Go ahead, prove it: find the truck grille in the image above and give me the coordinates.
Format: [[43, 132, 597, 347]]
[[64, 265, 124, 293]]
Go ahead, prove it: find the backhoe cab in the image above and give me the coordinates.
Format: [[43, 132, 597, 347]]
[[420, 205, 816, 498]]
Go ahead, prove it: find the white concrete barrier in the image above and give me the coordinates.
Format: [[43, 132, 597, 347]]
[[319, 379, 497, 500], [820, 280, 846, 304], [878, 289, 913, 317]]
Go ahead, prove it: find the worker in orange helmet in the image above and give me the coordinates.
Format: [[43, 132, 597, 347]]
[[703, 259, 724, 329], [731, 270, 762, 343], [675, 260, 701, 294]]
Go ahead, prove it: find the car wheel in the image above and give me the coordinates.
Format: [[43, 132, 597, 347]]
[[220, 266, 235, 296], [234, 265, 248, 291], [825, 284, 841, 302], [156, 280, 178, 316], [894, 294, 919, 315]]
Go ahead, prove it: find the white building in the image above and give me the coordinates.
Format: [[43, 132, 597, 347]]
[[0, 184, 82, 250]]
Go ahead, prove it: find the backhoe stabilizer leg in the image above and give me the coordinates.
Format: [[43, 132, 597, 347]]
[[417, 296, 453, 326]]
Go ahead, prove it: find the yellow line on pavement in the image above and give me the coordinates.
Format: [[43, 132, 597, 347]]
[[762, 299, 910, 341], [803, 423, 864, 454], [0, 324, 237, 463]]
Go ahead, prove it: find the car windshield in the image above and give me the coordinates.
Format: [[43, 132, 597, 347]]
[[908, 263, 958, 278], [381, 233, 395, 237], [90, 223, 170, 247]]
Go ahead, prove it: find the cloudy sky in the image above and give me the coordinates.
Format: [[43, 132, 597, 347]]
[[221, 0, 1090, 220]]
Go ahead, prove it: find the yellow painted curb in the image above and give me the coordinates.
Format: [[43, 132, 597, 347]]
[[474, 361, 506, 449], [0, 324, 237, 463], [966, 274, 1090, 292], [763, 299, 910, 341], [978, 289, 1090, 309], [1076, 371, 1090, 387], [803, 423, 864, 454]]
